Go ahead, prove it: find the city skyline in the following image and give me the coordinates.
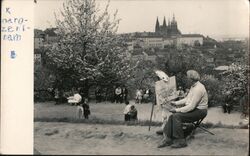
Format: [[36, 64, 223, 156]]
[[35, 0, 249, 40]]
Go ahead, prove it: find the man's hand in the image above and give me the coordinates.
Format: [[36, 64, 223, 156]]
[[169, 108, 176, 113], [170, 101, 177, 106]]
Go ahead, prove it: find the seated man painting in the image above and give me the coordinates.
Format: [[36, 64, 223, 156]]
[[157, 70, 208, 148]]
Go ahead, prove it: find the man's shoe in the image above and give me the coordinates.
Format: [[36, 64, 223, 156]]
[[171, 139, 187, 148], [156, 130, 163, 135], [157, 138, 173, 148]]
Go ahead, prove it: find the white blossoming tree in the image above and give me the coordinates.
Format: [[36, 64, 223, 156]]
[[46, 0, 134, 94]]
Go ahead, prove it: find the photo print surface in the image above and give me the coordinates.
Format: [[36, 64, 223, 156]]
[[34, 0, 249, 155]]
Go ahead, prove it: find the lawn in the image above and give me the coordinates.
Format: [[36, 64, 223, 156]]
[[35, 101, 249, 126], [34, 101, 249, 155]]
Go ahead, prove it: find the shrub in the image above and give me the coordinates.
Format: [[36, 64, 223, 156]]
[[34, 90, 54, 102], [34, 66, 55, 102], [201, 74, 223, 107], [220, 63, 249, 111]]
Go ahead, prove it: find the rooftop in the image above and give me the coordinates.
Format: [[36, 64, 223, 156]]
[[44, 28, 58, 37], [181, 34, 204, 37], [34, 29, 45, 38]]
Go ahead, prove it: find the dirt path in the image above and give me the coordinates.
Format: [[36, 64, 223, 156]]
[[34, 122, 249, 155]]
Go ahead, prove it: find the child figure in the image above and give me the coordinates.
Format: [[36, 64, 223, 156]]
[[76, 101, 84, 119], [136, 89, 143, 104], [124, 101, 132, 121], [82, 98, 91, 119]]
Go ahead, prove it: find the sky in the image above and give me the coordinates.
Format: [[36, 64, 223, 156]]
[[34, 0, 249, 40]]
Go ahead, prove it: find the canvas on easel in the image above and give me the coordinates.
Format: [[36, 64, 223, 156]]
[[155, 76, 177, 108], [153, 76, 178, 121]]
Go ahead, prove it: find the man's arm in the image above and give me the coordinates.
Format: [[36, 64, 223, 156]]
[[175, 87, 204, 113], [174, 97, 187, 105]]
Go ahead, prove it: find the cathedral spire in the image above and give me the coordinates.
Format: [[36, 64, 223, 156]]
[[173, 13, 176, 22], [155, 17, 160, 32], [163, 16, 167, 27]]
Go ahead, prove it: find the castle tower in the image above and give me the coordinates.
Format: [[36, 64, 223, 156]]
[[170, 14, 177, 29], [155, 17, 160, 32], [173, 14, 176, 23], [163, 16, 167, 28], [168, 18, 171, 26]]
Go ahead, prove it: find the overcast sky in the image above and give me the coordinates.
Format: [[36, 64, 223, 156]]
[[35, 0, 249, 40]]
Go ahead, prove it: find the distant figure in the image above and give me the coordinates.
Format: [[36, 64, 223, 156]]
[[124, 101, 132, 121], [79, 87, 86, 99], [76, 100, 84, 119], [240, 94, 249, 120], [143, 88, 149, 103], [223, 91, 233, 114], [129, 105, 138, 121], [111, 86, 116, 103], [115, 86, 122, 103], [136, 89, 143, 104], [144, 88, 152, 103], [67, 90, 82, 106], [82, 98, 91, 119], [54, 88, 60, 105], [95, 87, 102, 103], [122, 85, 128, 103]]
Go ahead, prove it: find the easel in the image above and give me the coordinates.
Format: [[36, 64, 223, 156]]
[[148, 95, 156, 131]]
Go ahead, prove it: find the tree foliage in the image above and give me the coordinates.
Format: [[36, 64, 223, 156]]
[[156, 48, 206, 88], [34, 66, 55, 90], [200, 74, 223, 107], [46, 0, 133, 90], [221, 62, 249, 98], [129, 57, 156, 89]]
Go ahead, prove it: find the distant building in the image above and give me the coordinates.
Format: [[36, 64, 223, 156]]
[[44, 28, 59, 44], [34, 29, 45, 68], [34, 28, 59, 49], [155, 15, 181, 37], [34, 29, 45, 49], [176, 34, 204, 48], [34, 49, 44, 69], [124, 14, 204, 53], [34, 28, 59, 69], [138, 35, 164, 49]]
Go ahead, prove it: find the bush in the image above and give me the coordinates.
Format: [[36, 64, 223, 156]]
[[34, 90, 54, 102], [34, 66, 55, 91], [201, 74, 224, 107], [34, 66, 55, 102], [220, 63, 249, 111]]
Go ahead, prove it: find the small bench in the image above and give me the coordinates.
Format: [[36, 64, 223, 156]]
[[183, 117, 215, 139]]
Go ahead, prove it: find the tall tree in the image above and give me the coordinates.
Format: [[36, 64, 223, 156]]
[[46, 0, 133, 91]]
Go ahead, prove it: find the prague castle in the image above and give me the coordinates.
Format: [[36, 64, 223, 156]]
[[155, 15, 181, 37], [124, 15, 204, 51]]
